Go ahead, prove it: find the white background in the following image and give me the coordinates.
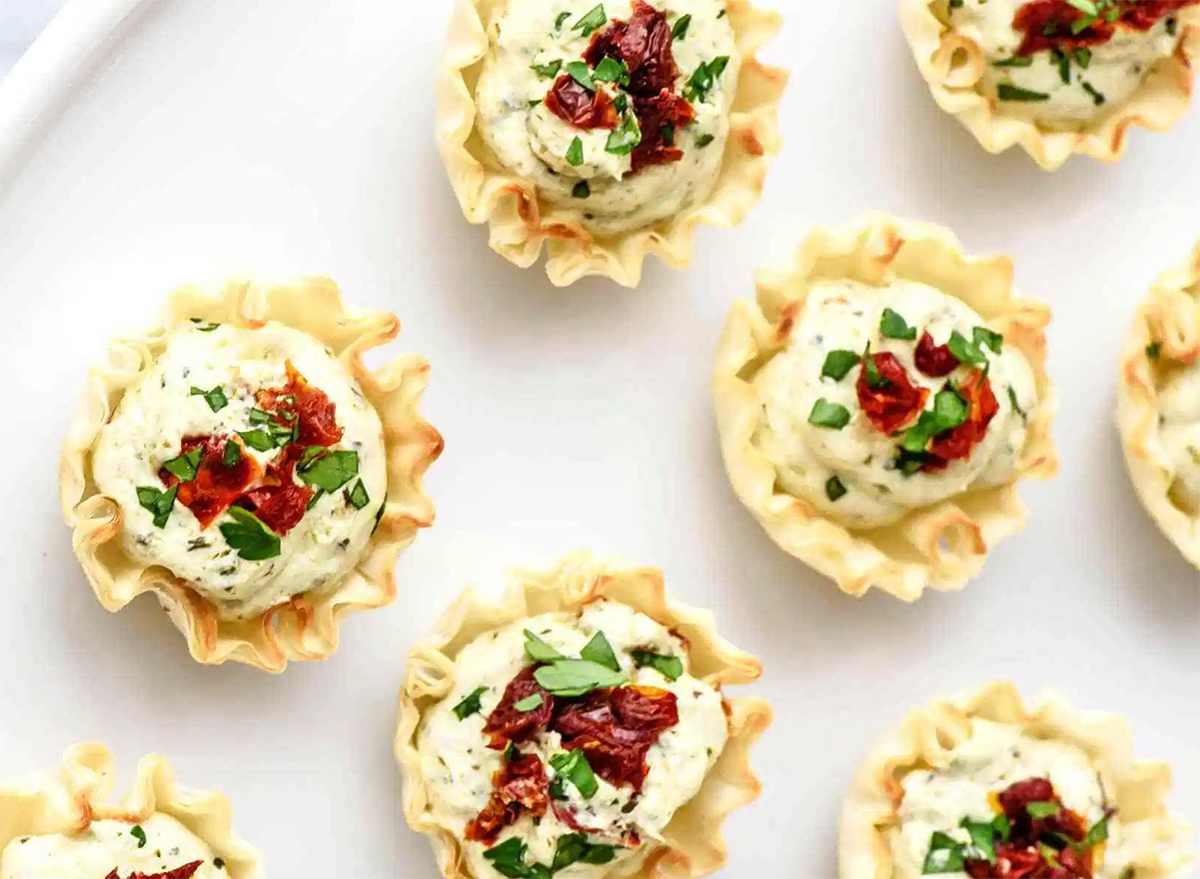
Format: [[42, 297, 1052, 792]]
[[0, 2, 1197, 877]]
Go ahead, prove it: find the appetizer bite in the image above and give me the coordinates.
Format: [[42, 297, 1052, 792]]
[[901, 0, 1200, 169], [396, 552, 770, 879], [437, 0, 787, 286], [60, 278, 442, 672], [713, 214, 1057, 600], [839, 681, 1196, 878], [1118, 240, 1200, 569], [0, 744, 261, 879]]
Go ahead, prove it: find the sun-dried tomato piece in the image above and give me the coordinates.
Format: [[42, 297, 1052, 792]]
[[924, 370, 999, 469], [856, 352, 930, 436], [1012, 0, 1117, 54], [257, 362, 343, 448], [240, 444, 314, 536], [464, 753, 549, 844], [629, 89, 696, 172], [913, 332, 960, 378], [161, 436, 262, 529], [545, 75, 619, 129], [1118, 0, 1198, 30], [585, 0, 678, 98], [483, 667, 554, 749], [105, 863, 204, 879], [552, 686, 679, 791]]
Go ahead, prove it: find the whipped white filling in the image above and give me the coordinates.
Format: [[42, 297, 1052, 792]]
[[950, 0, 1185, 127], [753, 280, 1038, 529], [417, 600, 728, 879], [891, 720, 1145, 879], [0, 814, 225, 879], [474, 0, 737, 235], [92, 321, 387, 618], [1159, 361, 1200, 514]]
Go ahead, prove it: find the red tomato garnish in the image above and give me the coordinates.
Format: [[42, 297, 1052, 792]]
[[924, 370, 1000, 470], [630, 89, 696, 172], [961, 778, 1096, 878], [856, 352, 930, 435], [161, 436, 261, 529], [1013, 0, 1197, 56], [553, 685, 679, 792], [545, 75, 619, 129], [483, 667, 554, 749], [914, 332, 960, 378], [256, 362, 343, 448], [240, 444, 314, 536], [585, 0, 678, 97], [105, 864, 204, 879], [464, 753, 549, 844]]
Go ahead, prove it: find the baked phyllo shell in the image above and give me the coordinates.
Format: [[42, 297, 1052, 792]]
[[59, 278, 443, 673], [713, 214, 1057, 601], [1117, 241, 1200, 569], [436, 0, 788, 288], [395, 551, 771, 879], [0, 743, 262, 879], [899, 0, 1200, 170], [838, 680, 1195, 879]]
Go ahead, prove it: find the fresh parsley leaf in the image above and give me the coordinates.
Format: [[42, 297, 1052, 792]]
[[566, 136, 585, 167], [188, 318, 220, 332], [821, 350, 861, 382], [809, 398, 851, 430], [163, 447, 202, 482], [565, 60, 595, 91], [572, 4, 607, 37], [222, 440, 242, 468], [947, 330, 988, 366], [998, 83, 1051, 102], [345, 478, 370, 510], [190, 386, 228, 412], [572, 180, 591, 199], [238, 429, 275, 452], [136, 485, 178, 529], [671, 13, 692, 40], [130, 825, 147, 848], [1080, 816, 1108, 848], [605, 111, 642, 156], [973, 326, 1004, 354], [549, 749, 599, 799], [523, 630, 565, 663], [826, 475, 848, 502], [514, 694, 544, 712], [483, 837, 534, 879], [297, 449, 359, 492], [531, 59, 563, 78], [579, 631, 620, 671], [921, 831, 965, 874], [1026, 801, 1061, 819], [630, 649, 683, 681], [551, 833, 616, 872], [453, 686, 488, 720], [218, 507, 281, 561], [533, 659, 626, 697], [880, 308, 917, 341], [592, 56, 629, 86]]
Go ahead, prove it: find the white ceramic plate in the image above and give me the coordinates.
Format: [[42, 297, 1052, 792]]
[[0, 2, 1196, 876]]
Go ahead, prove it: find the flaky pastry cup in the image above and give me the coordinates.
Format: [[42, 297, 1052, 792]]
[[1117, 241, 1200, 569], [0, 743, 263, 878], [838, 680, 1196, 879], [436, 0, 788, 288], [713, 213, 1058, 601], [899, 0, 1200, 170], [394, 551, 772, 879], [59, 277, 444, 673]]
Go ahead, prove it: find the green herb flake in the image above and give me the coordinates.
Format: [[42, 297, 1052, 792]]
[[580, 631, 620, 671], [523, 630, 565, 663], [1026, 801, 1061, 819], [136, 485, 178, 529], [531, 59, 563, 78], [131, 825, 147, 849], [453, 686, 488, 720], [513, 694, 544, 712], [572, 180, 591, 199], [163, 447, 203, 482], [822, 350, 862, 382], [565, 60, 596, 91], [237, 429, 275, 453], [826, 475, 848, 502], [630, 648, 684, 681], [566, 136, 585, 167], [190, 385, 228, 412], [694, 132, 715, 148], [534, 659, 626, 697], [549, 749, 599, 799], [671, 13, 692, 40], [218, 507, 281, 561], [572, 4, 607, 38], [592, 56, 629, 86], [188, 318, 220, 332], [809, 398, 851, 430], [880, 308, 917, 341], [973, 326, 1003, 354], [297, 449, 359, 492], [222, 440, 242, 469], [997, 83, 1051, 102], [605, 111, 642, 156]]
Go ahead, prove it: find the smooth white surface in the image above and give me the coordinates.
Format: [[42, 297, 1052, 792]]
[[0, 0, 65, 77], [0, 2, 1196, 878]]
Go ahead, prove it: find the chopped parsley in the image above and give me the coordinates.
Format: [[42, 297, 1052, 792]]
[[130, 825, 147, 848], [630, 648, 683, 681], [531, 59, 563, 78], [296, 448, 359, 492], [218, 507, 281, 561], [189, 385, 228, 412], [452, 686, 487, 720], [136, 485, 178, 529], [671, 13, 692, 40], [880, 308, 917, 341], [572, 180, 591, 199], [605, 111, 642, 156], [822, 350, 862, 382], [579, 631, 620, 671], [565, 60, 595, 91], [566, 136, 585, 167], [592, 56, 630, 87], [513, 694, 544, 712], [683, 56, 730, 102], [222, 440, 242, 468], [162, 447, 202, 482], [997, 83, 1051, 102], [825, 475, 848, 502], [523, 630, 565, 663], [345, 478, 370, 510], [809, 398, 851, 430], [572, 4, 607, 37], [533, 660, 626, 696], [549, 749, 598, 799]]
